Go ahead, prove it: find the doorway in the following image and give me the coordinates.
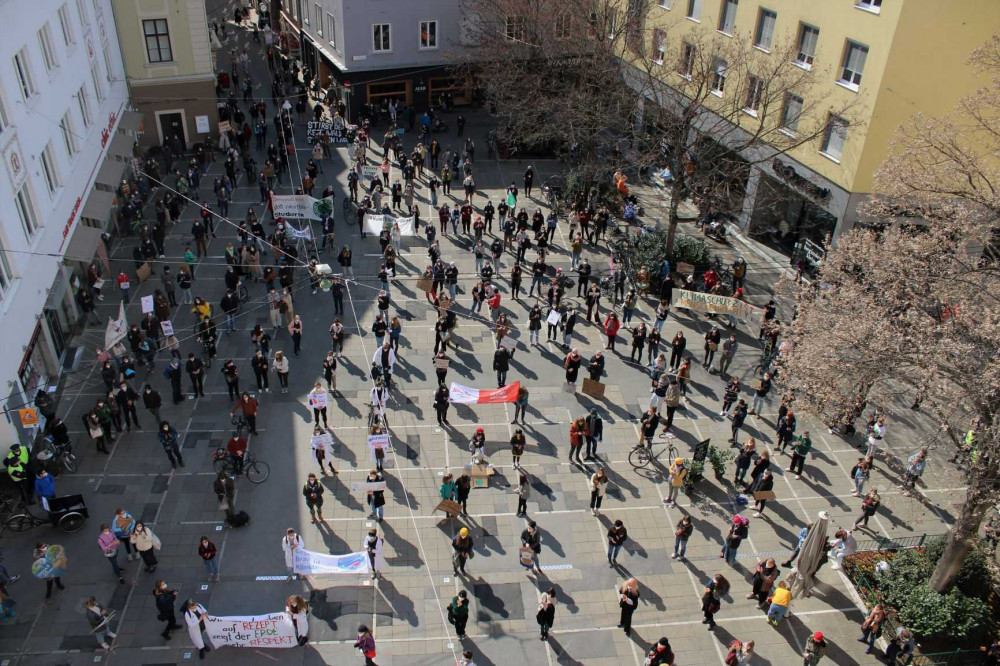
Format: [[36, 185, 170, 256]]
[[158, 112, 186, 152]]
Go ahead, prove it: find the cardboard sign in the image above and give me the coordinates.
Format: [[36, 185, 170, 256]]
[[581, 378, 605, 398], [140, 295, 154, 313], [160, 320, 174, 336], [753, 490, 777, 501], [350, 481, 387, 493], [308, 392, 328, 409], [434, 499, 462, 517], [367, 433, 390, 450], [438, 295, 452, 310], [519, 546, 535, 568], [434, 358, 450, 370], [416, 276, 433, 293], [546, 310, 561, 326], [137, 262, 151, 282], [498, 336, 517, 352]]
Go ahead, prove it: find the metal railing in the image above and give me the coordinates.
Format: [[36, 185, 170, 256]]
[[854, 533, 946, 553]]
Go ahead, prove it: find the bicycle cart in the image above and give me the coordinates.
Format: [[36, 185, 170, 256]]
[[6, 494, 89, 533]]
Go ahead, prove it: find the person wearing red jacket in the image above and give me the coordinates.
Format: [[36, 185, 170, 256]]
[[230, 392, 259, 435], [487, 289, 502, 321], [569, 417, 590, 463], [604, 312, 621, 351]]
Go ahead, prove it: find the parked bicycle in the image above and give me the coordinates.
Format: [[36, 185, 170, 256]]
[[629, 440, 679, 470], [35, 435, 77, 474], [5, 494, 89, 533]]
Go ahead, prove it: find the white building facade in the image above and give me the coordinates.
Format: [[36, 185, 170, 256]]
[[0, 0, 137, 448]]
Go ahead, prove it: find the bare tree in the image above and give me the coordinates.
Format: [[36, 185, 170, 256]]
[[457, 0, 857, 254], [782, 35, 1000, 593]]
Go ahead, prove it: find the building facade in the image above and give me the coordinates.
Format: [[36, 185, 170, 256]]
[[275, 0, 471, 121], [112, 0, 217, 151], [638, 0, 1000, 260], [0, 0, 134, 448]]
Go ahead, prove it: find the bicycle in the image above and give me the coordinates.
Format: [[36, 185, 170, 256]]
[[231, 414, 249, 439], [36, 436, 78, 474], [212, 450, 270, 483], [629, 439, 679, 469], [5, 494, 89, 533], [201, 338, 214, 370]]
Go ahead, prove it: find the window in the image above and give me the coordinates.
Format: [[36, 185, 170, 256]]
[[795, 24, 819, 68], [718, 0, 737, 34], [651, 28, 666, 63], [781, 93, 803, 133], [0, 96, 8, 132], [314, 4, 322, 33], [420, 20, 438, 48], [505, 16, 525, 41], [58, 5, 75, 45], [40, 143, 60, 194], [76, 0, 88, 26], [554, 15, 571, 39], [754, 9, 776, 50], [90, 63, 104, 101], [326, 13, 336, 47], [686, 0, 702, 20], [711, 57, 727, 93], [77, 85, 91, 126], [679, 41, 695, 76], [659, 0, 671, 7], [744, 75, 763, 113], [60, 111, 78, 156], [821, 114, 849, 160], [143, 19, 172, 63], [373, 23, 391, 52], [102, 44, 112, 81], [39, 25, 59, 72], [0, 234, 13, 296], [607, 8, 618, 37], [856, 0, 881, 12], [840, 41, 867, 89], [13, 48, 37, 100], [14, 187, 39, 240]]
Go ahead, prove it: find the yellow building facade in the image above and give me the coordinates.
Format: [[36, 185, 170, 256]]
[[111, 0, 218, 149], [638, 0, 1000, 256]]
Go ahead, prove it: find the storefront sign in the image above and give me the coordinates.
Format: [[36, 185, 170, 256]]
[[196, 115, 210, 133], [771, 158, 830, 202], [100, 112, 119, 148], [18, 408, 38, 427], [674, 290, 763, 327]]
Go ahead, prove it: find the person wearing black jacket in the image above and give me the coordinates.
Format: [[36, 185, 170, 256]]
[[607, 520, 628, 565], [576, 259, 592, 297], [142, 313, 161, 350], [670, 332, 686, 371], [141, 385, 162, 423], [221, 360, 240, 400], [618, 578, 640, 637], [303, 474, 325, 522], [115, 382, 141, 431], [529, 258, 546, 297], [251, 350, 269, 392], [585, 409, 604, 460], [221, 290, 239, 334], [153, 580, 182, 639], [493, 347, 510, 388], [434, 384, 451, 425], [165, 359, 184, 403], [588, 351, 605, 382], [331, 278, 344, 315], [744, 450, 771, 492], [520, 520, 543, 574], [186, 354, 206, 397]]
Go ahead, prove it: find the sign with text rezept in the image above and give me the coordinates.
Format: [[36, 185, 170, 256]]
[[205, 613, 297, 648]]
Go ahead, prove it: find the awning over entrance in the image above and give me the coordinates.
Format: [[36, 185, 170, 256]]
[[108, 132, 133, 160], [95, 157, 125, 189], [81, 190, 116, 222], [118, 109, 143, 133], [65, 223, 104, 262]]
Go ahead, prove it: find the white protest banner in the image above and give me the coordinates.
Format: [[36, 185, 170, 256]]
[[434, 358, 450, 370], [271, 194, 334, 221], [364, 214, 417, 236], [546, 309, 561, 326], [350, 481, 388, 493], [160, 320, 174, 336], [140, 295, 154, 314], [308, 392, 328, 409], [285, 224, 312, 240], [306, 119, 350, 145], [293, 548, 370, 575], [310, 432, 333, 452], [674, 290, 764, 327], [367, 433, 390, 450], [104, 303, 128, 349], [205, 613, 297, 649], [498, 335, 517, 352], [361, 165, 379, 181]]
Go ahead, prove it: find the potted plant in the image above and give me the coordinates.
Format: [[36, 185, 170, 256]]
[[707, 445, 735, 480], [683, 460, 705, 493]]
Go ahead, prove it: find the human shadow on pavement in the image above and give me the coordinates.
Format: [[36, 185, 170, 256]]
[[373, 576, 419, 627], [329, 429, 358, 469], [379, 519, 423, 570], [545, 636, 585, 664]]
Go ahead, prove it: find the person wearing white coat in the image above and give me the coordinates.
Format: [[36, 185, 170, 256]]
[[184, 600, 211, 659], [286, 594, 310, 646], [363, 529, 386, 580], [282, 528, 304, 580]]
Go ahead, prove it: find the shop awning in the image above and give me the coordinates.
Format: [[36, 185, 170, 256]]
[[81, 190, 116, 221], [108, 132, 133, 160], [118, 109, 143, 133], [65, 223, 104, 262], [95, 157, 125, 189]]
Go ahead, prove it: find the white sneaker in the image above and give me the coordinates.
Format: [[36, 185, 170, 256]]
[[100, 642, 111, 650], [719, 411, 725, 416]]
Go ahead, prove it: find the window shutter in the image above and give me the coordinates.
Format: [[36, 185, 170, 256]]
[[760, 13, 775, 48], [846, 43, 867, 75]]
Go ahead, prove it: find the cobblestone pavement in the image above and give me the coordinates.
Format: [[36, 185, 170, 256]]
[[0, 5, 963, 666]]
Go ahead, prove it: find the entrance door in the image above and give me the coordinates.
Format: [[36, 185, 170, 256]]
[[158, 112, 186, 152]]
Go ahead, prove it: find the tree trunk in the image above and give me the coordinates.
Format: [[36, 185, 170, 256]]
[[665, 180, 682, 258], [928, 491, 989, 592]]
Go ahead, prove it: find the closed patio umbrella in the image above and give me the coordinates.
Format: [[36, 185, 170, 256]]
[[788, 510, 829, 599]]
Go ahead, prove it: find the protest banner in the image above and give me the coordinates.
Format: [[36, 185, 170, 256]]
[[363, 213, 416, 236], [140, 295, 154, 313], [292, 548, 370, 575], [309, 432, 333, 452], [498, 335, 517, 352], [350, 481, 388, 493], [361, 165, 379, 181], [306, 118, 350, 145], [160, 320, 174, 336], [367, 433, 390, 450], [205, 613, 297, 649], [308, 393, 328, 409], [434, 358, 450, 371], [448, 381, 520, 404], [104, 303, 128, 349], [674, 290, 764, 327], [271, 194, 334, 221], [546, 309, 561, 326]]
